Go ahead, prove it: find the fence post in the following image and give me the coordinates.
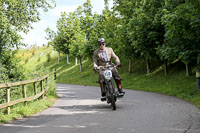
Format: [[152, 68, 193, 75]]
[[22, 85, 27, 105], [0, 75, 49, 115], [40, 80, 44, 99], [196, 70, 200, 92], [54, 69, 56, 80], [46, 77, 48, 89], [34, 82, 37, 95], [6, 88, 11, 114]]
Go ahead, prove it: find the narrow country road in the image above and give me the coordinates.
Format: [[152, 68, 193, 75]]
[[0, 84, 200, 133]]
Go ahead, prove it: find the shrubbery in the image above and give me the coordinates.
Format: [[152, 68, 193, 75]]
[[47, 52, 51, 62], [0, 50, 26, 104], [0, 50, 25, 83]]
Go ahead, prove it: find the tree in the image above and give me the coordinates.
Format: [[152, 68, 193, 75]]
[[82, 0, 93, 39], [45, 27, 62, 63], [56, 12, 73, 64], [84, 13, 102, 60], [114, 0, 165, 74], [161, 0, 200, 76], [69, 18, 87, 72], [0, 0, 55, 55], [46, 11, 74, 64], [0, 0, 55, 81], [113, 0, 137, 73]]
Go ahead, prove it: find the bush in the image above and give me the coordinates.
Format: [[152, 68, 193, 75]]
[[46, 75, 57, 97], [25, 57, 29, 64], [47, 52, 51, 62], [38, 57, 41, 62], [31, 49, 35, 56], [0, 50, 25, 82], [33, 66, 56, 97]]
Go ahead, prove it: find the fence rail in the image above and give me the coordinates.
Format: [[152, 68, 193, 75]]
[[0, 75, 48, 114]]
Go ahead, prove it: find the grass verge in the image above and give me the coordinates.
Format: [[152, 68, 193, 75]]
[[0, 47, 57, 124], [0, 97, 56, 124], [42, 53, 200, 109]]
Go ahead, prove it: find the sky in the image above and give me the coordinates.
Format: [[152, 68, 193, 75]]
[[21, 0, 113, 47]]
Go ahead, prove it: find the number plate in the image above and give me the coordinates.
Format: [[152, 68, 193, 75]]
[[104, 70, 112, 80]]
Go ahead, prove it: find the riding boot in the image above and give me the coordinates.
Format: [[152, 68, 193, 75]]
[[99, 82, 106, 101], [115, 79, 125, 94], [99, 82, 105, 96]]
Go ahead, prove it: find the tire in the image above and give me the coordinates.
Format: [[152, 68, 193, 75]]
[[108, 81, 116, 110], [111, 93, 116, 110]]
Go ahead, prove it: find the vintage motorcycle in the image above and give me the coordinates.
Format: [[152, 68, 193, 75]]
[[97, 64, 124, 110]]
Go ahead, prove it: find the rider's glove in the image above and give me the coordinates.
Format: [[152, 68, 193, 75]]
[[116, 63, 121, 68], [94, 67, 99, 72]]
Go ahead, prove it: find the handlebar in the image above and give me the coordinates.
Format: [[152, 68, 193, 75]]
[[95, 64, 120, 71]]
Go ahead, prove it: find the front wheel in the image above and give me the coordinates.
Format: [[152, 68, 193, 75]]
[[108, 81, 116, 110], [111, 93, 116, 110]]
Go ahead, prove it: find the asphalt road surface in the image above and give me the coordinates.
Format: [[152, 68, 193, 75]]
[[0, 84, 200, 133]]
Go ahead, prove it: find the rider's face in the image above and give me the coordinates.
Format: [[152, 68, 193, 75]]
[[99, 42, 105, 50]]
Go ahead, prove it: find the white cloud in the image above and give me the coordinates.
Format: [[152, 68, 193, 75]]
[[21, 4, 80, 46], [49, 5, 79, 17], [21, 0, 113, 47]]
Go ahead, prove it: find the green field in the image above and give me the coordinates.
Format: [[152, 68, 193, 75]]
[[24, 46, 199, 108]]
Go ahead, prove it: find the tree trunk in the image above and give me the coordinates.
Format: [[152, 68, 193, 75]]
[[58, 52, 60, 63], [80, 57, 82, 72], [164, 60, 168, 77], [75, 57, 78, 66], [186, 63, 191, 76], [128, 58, 132, 73], [66, 54, 69, 64], [146, 58, 150, 74]]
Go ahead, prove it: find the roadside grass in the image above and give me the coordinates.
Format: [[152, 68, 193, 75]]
[[0, 46, 57, 124], [0, 74, 57, 124], [16, 46, 55, 75], [43, 57, 99, 86], [0, 97, 56, 124], [40, 50, 200, 108]]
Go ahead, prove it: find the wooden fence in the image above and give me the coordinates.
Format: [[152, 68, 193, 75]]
[[0, 75, 48, 114]]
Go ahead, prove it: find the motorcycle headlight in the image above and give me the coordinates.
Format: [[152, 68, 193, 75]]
[[104, 70, 112, 80]]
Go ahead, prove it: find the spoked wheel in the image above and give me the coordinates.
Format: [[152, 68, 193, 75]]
[[111, 93, 116, 110], [108, 81, 116, 110]]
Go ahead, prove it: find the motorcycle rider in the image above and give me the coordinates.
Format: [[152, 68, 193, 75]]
[[93, 38, 125, 100]]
